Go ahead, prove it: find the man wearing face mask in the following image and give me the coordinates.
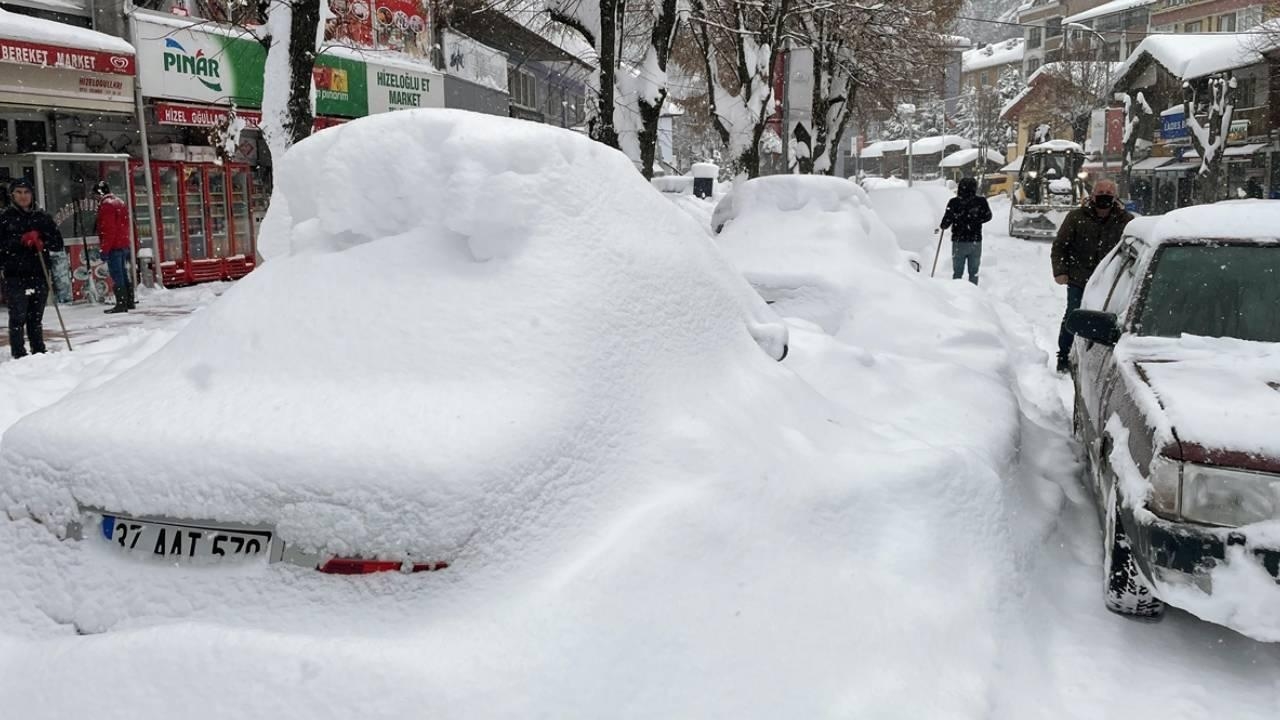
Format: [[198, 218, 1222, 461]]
[[1051, 179, 1132, 374]]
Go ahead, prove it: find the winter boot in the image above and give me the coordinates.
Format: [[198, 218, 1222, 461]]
[[125, 284, 136, 310], [1056, 355, 1070, 374], [104, 289, 128, 314]]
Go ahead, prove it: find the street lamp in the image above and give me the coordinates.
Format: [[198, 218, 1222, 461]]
[[897, 102, 916, 187]]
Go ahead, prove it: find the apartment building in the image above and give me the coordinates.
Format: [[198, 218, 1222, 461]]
[[1148, 0, 1269, 33]]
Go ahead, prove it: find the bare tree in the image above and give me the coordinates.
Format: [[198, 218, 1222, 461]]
[[1184, 73, 1237, 204]]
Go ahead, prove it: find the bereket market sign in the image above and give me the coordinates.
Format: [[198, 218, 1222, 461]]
[[134, 13, 441, 119], [0, 37, 135, 75], [0, 36, 135, 112]]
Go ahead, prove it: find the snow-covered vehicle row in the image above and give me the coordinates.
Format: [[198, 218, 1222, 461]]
[[0, 110, 790, 574], [1067, 201, 1280, 639]]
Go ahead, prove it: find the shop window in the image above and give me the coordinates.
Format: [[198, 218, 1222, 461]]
[[1217, 14, 1236, 32], [15, 121, 48, 153]]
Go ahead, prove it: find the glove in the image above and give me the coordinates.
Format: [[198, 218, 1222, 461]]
[[21, 231, 43, 253]]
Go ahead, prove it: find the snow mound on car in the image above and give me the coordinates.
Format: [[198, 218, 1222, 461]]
[[0, 110, 794, 560], [715, 176, 907, 333]]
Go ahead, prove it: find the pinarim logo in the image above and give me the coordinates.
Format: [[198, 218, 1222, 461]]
[[162, 39, 222, 92]]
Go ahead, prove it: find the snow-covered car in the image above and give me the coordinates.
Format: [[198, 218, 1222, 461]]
[[1066, 201, 1280, 638], [0, 110, 790, 575], [712, 175, 917, 334]]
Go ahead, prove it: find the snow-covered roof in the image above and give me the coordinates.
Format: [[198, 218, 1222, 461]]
[[1001, 155, 1024, 172], [1063, 0, 1157, 26], [324, 44, 443, 75], [0, 7, 134, 54], [1113, 20, 1280, 84], [1125, 200, 1280, 246], [1131, 157, 1172, 171], [911, 135, 973, 155], [940, 148, 1006, 168], [859, 139, 909, 158], [1027, 139, 1084, 153], [961, 38, 1026, 74]]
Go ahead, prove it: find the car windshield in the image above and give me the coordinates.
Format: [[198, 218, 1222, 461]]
[[1136, 244, 1280, 342]]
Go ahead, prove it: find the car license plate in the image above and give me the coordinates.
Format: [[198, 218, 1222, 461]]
[[99, 514, 272, 562]]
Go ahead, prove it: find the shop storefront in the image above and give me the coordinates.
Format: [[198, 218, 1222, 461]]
[[130, 10, 442, 286], [1, 8, 139, 302]]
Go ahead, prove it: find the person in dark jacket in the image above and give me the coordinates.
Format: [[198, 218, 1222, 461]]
[[939, 176, 993, 285], [95, 181, 134, 314], [1, 178, 65, 359], [1051, 178, 1133, 373]]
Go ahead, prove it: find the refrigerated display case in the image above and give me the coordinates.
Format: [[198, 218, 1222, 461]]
[[131, 160, 259, 286]]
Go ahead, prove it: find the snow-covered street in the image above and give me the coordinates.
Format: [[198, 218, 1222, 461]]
[[2, 164, 1278, 717]]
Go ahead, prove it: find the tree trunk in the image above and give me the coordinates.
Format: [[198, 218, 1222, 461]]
[[286, 0, 320, 147], [638, 98, 662, 179], [636, 0, 679, 179], [594, 0, 621, 150]]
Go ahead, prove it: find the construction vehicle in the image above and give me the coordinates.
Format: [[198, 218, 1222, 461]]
[[1008, 140, 1088, 240]]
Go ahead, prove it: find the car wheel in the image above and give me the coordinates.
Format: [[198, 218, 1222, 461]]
[[1103, 484, 1165, 619]]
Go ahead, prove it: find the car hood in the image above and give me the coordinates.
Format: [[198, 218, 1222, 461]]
[[1120, 335, 1280, 466]]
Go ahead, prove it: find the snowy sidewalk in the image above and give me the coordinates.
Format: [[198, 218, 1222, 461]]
[[0, 284, 229, 362]]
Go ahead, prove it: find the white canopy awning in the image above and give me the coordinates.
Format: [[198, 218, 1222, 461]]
[[1131, 157, 1172, 171]]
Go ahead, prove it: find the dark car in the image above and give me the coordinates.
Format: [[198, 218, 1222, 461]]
[[1066, 201, 1280, 634]]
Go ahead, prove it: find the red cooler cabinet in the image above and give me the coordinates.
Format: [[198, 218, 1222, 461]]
[[129, 160, 259, 286]]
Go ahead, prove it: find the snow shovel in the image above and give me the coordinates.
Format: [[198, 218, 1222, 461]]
[[37, 250, 73, 352], [930, 228, 948, 278]]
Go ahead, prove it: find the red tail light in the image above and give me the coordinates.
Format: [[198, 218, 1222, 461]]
[[317, 558, 450, 575]]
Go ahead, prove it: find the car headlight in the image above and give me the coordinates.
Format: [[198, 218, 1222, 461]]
[[1026, 171, 1038, 179], [1180, 463, 1280, 527], [1147, 457, 1181, 518]]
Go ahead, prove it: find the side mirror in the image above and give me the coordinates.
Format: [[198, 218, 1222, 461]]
[[1066, 309, 1121, 346]]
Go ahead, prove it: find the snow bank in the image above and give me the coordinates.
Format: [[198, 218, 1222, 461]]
[[713, 176, 906, 333], [862, 180, 954, 262], [2, 109, 790, 561]]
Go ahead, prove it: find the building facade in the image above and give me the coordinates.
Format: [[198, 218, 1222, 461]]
[[1148, 0, 1269, 33]]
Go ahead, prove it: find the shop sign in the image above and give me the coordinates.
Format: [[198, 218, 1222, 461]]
[[1228, 119, 1250, 143], [1161, 109, 1187, 140], [367, 63, 443, 113], [324, 0, 432, 61], [444, 31, 507, 92], [136, 14, 368, 118], [134, 16, 265, 106], [0, 36, 135, 75], [0, 62, 134, 110], [156, 102, 263, 129]]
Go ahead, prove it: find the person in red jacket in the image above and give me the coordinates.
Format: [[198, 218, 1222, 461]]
[[94, 180, 134, 313]]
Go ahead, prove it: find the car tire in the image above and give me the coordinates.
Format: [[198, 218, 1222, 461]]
[[1103, 484, 1165, 619]]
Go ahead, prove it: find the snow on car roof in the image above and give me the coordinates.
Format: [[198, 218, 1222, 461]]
[[0, 7, 134, 53], [1026, 139, 1084, 154], [1124, 200, 1280, 246]]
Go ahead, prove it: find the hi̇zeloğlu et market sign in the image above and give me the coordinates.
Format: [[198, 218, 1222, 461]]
[[132, 12, 440, 119]]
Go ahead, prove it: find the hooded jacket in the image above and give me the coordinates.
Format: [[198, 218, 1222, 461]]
[[96, 193, 131, 253], [1, 201, 66, 283], [940, 178, 993, 243]]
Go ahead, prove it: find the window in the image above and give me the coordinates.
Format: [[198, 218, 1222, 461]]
[[15, 120, 47, 153], [1136, 245, 1280, 342], [1028, 27, 1042, 49], [1046, 18, 1063, 38], [1184, 20, 1202, 33], [980, 71, 990, 87], [1217, 13, 1236, 31], [1237, 77, 1258, 108], [507, 68, 537, 109]]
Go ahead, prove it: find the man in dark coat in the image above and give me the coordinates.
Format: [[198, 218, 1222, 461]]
[[1051, 178, 1133, 373], [1, 178, 65, 359], [939, 176, 993, 285]]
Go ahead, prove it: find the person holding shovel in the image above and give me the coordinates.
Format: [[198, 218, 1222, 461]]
[[938, 176, 993, 285], [0, 178, 65, 359]]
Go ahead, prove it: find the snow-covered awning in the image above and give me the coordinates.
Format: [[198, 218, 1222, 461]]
[[1131, 157, 1172, 171], [940, 148, 1006, 168], [1226, 143, 1270, 157], [860, 139, 909, 159], [0, 8, 136, 113], [1063, 0, 1157, 26], [1155, 162, 1200, 172]]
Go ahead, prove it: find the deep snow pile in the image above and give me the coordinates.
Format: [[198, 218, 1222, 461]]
[[861, 178, 954, 264], [713, 176, 905, 333], [1, 110, 789, 563]]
